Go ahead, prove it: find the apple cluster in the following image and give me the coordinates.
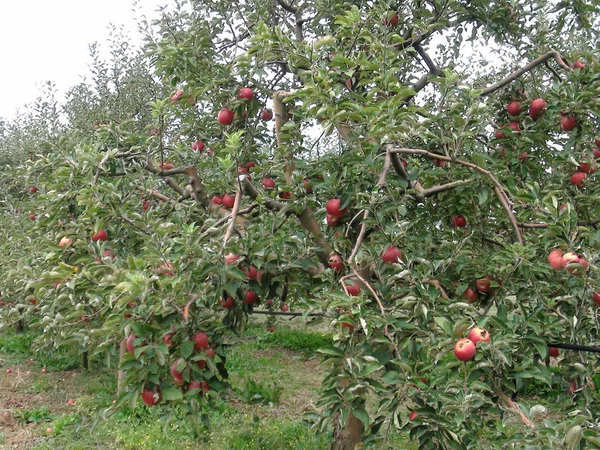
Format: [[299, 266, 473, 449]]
[[454, 326, 490, 362]]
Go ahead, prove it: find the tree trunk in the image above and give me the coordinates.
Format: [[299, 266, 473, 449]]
[[82, 350, 89, 371], [117, 339, 127, 394], [331, 409, 364, 450], [15, 319, 24, 333]]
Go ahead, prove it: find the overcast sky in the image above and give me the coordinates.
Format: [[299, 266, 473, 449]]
[[0, 0, 174, 120]]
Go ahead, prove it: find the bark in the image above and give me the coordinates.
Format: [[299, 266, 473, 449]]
[[331, 410, 364, 450], [117, 339, 127, 394], [15, 319, 24, 333], [82, 350, 89, 371]]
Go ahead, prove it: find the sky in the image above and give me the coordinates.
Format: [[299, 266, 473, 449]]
[[0, 0, 174, 120]]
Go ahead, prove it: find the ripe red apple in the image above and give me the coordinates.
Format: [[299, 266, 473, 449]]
[[341, 322, 355, 333], [433, 158, 446, 167], [475, 275, 493, 293], [163, 332, 175, 347], [6, 368, 12, 374], [225, 253, 239, 265], [243, 290, 258, 305], [126, 333, 136, 355], [561, 114, 577, 131], [192, 332, 209, 351], [529, 98, 547, 120], [303, 178, 313, 194], [158, 162, 174, 170], [508, 121, 520, 132], [46, 428, 53, 434], [29, 298, 36, 305], [238, 87, 254, 102], [326, 198, 347, 218], [156, 263, 174, 276], [29, 186, 38, 193], [467, 327, 490, 345], [384, 12, 399, 26], [382, 246, 402, 264], [245, 161, 257, 171], [141, 389, 161, 406], [571, 172, 586, 187], [548, 346, 559, 357], [518, 152, 528, 161], [345, 281, 361, 296], [329, 254, 344, 273], [41, 368, 48, 374], [222, 193, 235, 208], [578, 157, 598, 174], [326, 214, 340, 227], [507, 101, 523, 116], [495, 130, 506, 139], [29, 214, 36, 221], [409, 411, 418, 421], [562, 253, 588, 276], [243, 265, 259, 280], [262, 178, 275, 189], [212, 195, 223, 205], [451, 215, 467, 228], [260, 109, 273, 121], [192, 140, 205, 152], [188, 380, 203, 391], [548, 249, 564, 270], [58, 236, 72, 248], [170, 358, 185, 385], [279, 191, 292, 199], [217, 108, 235, 125], [281, 304, 289, 312], [454, 338, 476, 361], [592, 291, 600, 306], [462, 287, 478, 303], [171, 89, 184, 102], [221, 296, 235, 309], [92, 229, 107, 242], [143, 199, 150, 211], [561, 252, 579, 267], [573, 61, 585, 70]]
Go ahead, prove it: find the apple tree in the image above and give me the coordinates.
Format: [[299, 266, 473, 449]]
[[2, 0, 600, 449]]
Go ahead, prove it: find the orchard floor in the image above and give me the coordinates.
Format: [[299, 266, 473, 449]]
[[0, 319, 414, 450]]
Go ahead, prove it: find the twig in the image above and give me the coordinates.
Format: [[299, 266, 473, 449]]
[[252, 310, 328, 317], [480, 51, 571, 96], [223, 190, 243, 245], [93, 152, 111, 185], [419, 178, 475, 198], [494, 389, 535, 428]]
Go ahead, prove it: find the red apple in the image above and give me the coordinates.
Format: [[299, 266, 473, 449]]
[[345, 281, 361, 296], [495, 130, 506, 139], [326, 198, 347, 218], [571, 172, 586, 187], [592, 291, 600, 306], [281, 304, 289, 312], [384, 12, 399, 26], [433, 158, 446, 167], [594, 148, 600, 159], [245, 161, 256, 170], [126, 333, 136, 355], [409, 411, 418, 421], [188, 380, 203, 391], [156, 263, 174, 276], [192, 332, 209, 351], [561, 114, 578, 131], [508, 121, 520, 132], [143, 199, 150, 211], [329, 254, 344, 273], [529, 98, 547, 120], [262, 178, 275, 189], [141, 389, 161, 406], [326, 214, 340, 227], [462, 287, 478, 303], [475, 275, 493, 293], [243, 290, 258, 305], [217, 108, 235, 125], [46, 428, 53, 434], [91, 229, 107, 242], [341, 322, 356, 333], [279, 191, 291, 199], [192, 140, 205, 152], [507, 101, 523, 116], [518, 152, 528, 161], [548, 346, 559, 358], [170, 358, 185, 385], [454, 338, 476, 361], [467, 326, 490, 345], [563, 253, 588, 276], [303, 178, 313, 194], [163, 332, 175, 347], [243, 265, 258, 280], [225, 253, 239, 265], [171, 89, 184, 102], [260, 109, 273, 121], [29, 186, 38, 193], [221, 296, 235, 309], [238, 87, 254, 102], [451, 215, 467, 228], [548, 249, 564, 270], [578, 157, 597, 174], [158, 162, 174, 170], [29, 298, 36, 305], [58, 237, 72, 248], [382, 246, 402, 264], [29, 214, 36, 221], [212, 195, 223, 205], [222, 193, 235, 208], [573, 61, 585, 70]]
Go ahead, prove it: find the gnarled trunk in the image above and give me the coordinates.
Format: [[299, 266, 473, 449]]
[[331, 409, 364, 450]]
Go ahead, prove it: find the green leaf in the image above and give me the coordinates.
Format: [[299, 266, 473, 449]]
[[180, 341, 194, 359], [161, 387, 183, 401]]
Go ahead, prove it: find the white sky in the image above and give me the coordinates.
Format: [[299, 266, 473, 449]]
[[0, 0, 174, 120]]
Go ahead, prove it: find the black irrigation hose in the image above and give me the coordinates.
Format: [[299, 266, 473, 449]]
[[548, 343, 600, 354]]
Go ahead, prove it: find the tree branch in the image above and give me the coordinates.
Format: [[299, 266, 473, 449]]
[[480, 51, 572, 96], [274, 0, 297, 14], [419, 178, 475, 198]]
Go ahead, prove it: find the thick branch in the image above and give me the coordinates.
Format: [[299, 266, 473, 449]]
[[480, 51, 572, 96], [414, 44, 443, 76], [419, 179, 475, 198], [223, 189, 243, 245], [274, 0, 296, 14]]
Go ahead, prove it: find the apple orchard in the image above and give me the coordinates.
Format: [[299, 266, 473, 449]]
[[1, 1, 600, 449]]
